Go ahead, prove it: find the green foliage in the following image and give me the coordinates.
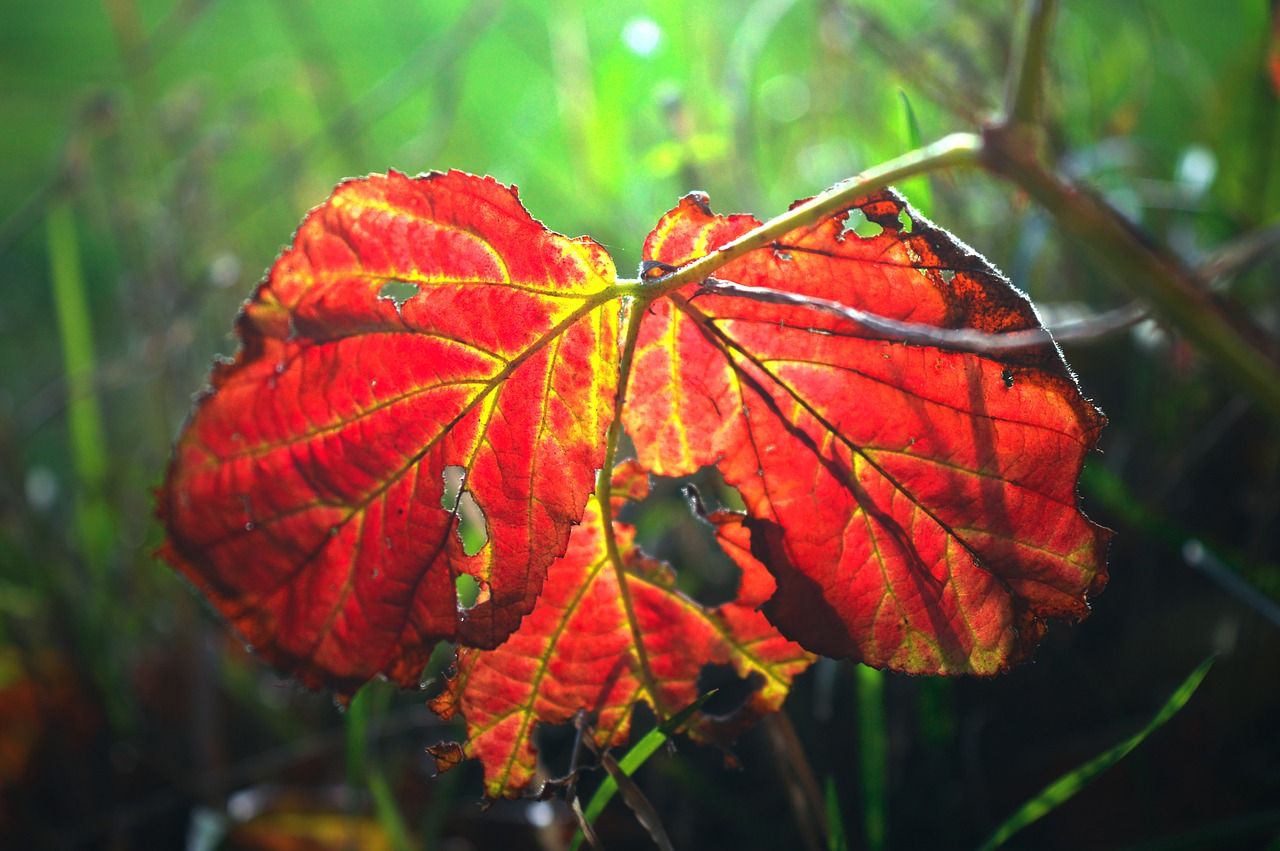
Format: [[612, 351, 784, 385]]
[[978, 656, 1216, 850]]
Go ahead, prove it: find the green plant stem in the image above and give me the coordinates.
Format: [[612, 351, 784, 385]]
[[857, 665, 888, 851], [567, 692, 715, 851], [47, 201, 112, 565], [47, 200, 128, 727], [345, 686, 414, 851], [826, 777, 850, 851], [981, 126, 1280, 421], [1003, 0, 1057, 127], [632, 133, 984, 298]]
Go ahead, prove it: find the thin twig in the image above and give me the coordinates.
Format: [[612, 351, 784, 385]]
[[979, 1, 1280, 420], [1197, 224, 1280, 286], [762, 713, 828, 851], [1183, 540, 1280, 630], [981, 126, 1280, 421], [698, 278, 1146, 354]]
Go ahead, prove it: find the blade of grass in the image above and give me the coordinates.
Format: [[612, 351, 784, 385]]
[[47, 200, 112, 569], [978, 656, 1216, 851], [826, 776, 850, 851], [896, 89, 934, 211], [567, 691, 715, 851], [345, 685, 415, 851], [857, 665, 888, 851], [47, 199, 127, 727], [1083, 463, 1280, 628], [366, 768, 415, 851]]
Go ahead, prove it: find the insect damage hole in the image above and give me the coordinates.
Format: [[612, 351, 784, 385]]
[[897, 207, 914, 233], [377, 280, 420, 311], [441, 465, 489, 556], [455, 573, 481, 611], [838, 207, 883, 240]]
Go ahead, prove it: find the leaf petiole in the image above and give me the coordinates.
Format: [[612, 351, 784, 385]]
[[640, 132, 983, 297], [594, 293, 667, 721]]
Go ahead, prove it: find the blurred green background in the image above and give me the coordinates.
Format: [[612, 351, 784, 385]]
[[2, 1, 1279, 848]]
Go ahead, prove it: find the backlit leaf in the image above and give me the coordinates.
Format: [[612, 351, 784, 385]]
[[160, 166, 1109, 758], [159, 171, 621, 696], [624, 189, 1109, 674], [428, 465, 814, 798]]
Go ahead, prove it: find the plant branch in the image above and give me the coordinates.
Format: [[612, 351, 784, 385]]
[[981, 125, 1280, 421], [982, 0, 1280, 418], [618, 0, 1280, 422]]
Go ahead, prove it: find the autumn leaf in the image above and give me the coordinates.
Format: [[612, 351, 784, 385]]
[[159, 170, 621, 696], [428, 464, 814, 798], [624, 189, 1109, 674], [159, 166, 1107, 712]]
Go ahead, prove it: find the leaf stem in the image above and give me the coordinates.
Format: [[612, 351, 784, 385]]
[[595, 296, 667, 721], [635, 133, 983, 297], [761, 712, 828, 851]]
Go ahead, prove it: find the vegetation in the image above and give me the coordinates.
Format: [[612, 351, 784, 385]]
[[2, 1, 1277, 848]]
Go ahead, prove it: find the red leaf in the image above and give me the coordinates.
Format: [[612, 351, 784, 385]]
[[159, 171, 621, 696], [429, 465, 814, 798], [161, 164, 1109, 715], [624, 190, 1109, 674]]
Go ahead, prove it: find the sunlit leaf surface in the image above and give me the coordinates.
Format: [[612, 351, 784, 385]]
[[160, 171, 621, 696], [428, 465, 814, 797], [624, 189, 1109, 673]]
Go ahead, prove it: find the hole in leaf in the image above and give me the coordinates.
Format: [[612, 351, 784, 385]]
[[418, 640, 458, 695], [442, 465, 488, 555], [1002, 367, 1015, 389], [839, 207, 882, 240], [378, 280, 420, 308], [455, 573, 481, 610], [940, 268, 957, 283], [456, 490, 488, 556], [897, 208, 914, 233], [697, 663, 764, 716], [441, 466, 465, 511]]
